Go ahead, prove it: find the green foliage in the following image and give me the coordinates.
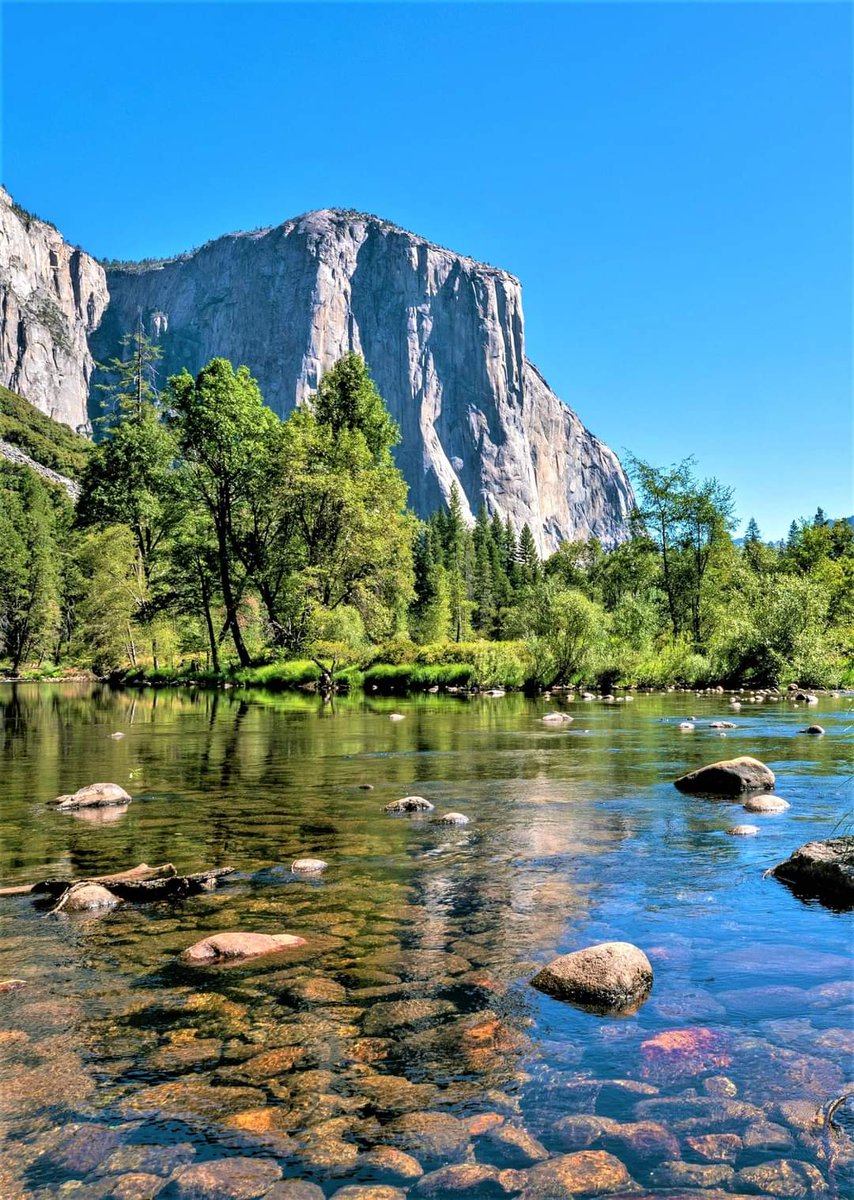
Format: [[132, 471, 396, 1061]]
[[0, 384, 91, 477]]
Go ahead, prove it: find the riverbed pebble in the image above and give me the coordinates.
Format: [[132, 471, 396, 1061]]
[[172, 1157, 282, 1199]]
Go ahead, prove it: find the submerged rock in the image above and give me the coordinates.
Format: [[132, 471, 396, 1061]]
[[770, 836, 854, 907], [480, 1123, 549, 1167], [710, 721, 738, 729], [541, 713, 573, 725], [522, 1150, 632, 1198], [180, 931, 307, 963], [54, 782, 132, 810], [383, 796, 434, 813], [61, 884, 121, 912], [800, 725, 825, 735], [358, 1147, 424, 1182], [433, 812, 470, 826], [292, 858, 329, 874], [674, 756, 775, 795], [735, 1159, 826, 1197], [742, 794, 790, 813], [172, 1157, 282, 1199], [649, 1161, 734, 1189], [415, 1164, 505, 1196], [727, 824, 760, 836], [531, 942, 653, 1012], [383, 1111, 471, 1163]]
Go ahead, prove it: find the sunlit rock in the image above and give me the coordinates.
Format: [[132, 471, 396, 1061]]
[[62, 884, 121, 912], [531, 942, 653, 1012], [743, 794, 790, 813], [382, 1110, 471, 1163], [180, 931, 306, 963], [172, 1157, 282, 1199], [292, 858, 329, 874], [522, 1150, 632, 1198], [54, 781, 132, 809], [674, 756, 774, 795], [383, 796, 434, 813], [771, 837, 854, 907]]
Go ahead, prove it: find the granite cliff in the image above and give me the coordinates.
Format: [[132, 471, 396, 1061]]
[[95, 210, 633, 551], [0, 187, 107, 430]]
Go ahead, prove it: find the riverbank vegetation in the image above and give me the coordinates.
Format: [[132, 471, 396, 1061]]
[[0, 343, 851, 689]]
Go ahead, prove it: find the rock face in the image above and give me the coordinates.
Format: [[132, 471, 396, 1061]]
[[531, 942, 653, 1012], [771, 837, 854, 908], [674, 756, 775, 796], [0, 188, 107, 430], [93, 209, 634, 552]]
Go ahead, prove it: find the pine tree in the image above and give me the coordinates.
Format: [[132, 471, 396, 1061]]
[[517, 523, 540, 585], [744, 517, 761, 545], [813, 507, 827, 528]]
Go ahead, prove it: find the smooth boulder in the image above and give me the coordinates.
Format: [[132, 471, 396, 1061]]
[[61, 883, 121, 912], [384, 796, 434, 814], [54, 782, 132, 810], [531, 941, 653, 1012], [727, 825, 760, 837], [181, 931, 307, 964], [771, 837, 854, 908], [742, 794, 790, 814], [674, 756, 774, 796], [292, 858, 328, 874], [800, 725, 825, 736], [433, 812, 470, 826]]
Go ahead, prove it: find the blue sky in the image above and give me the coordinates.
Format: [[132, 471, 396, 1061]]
[[2, 1, 851, 537]]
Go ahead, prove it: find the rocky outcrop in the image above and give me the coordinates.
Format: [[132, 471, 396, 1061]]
[[0, 188, 107, 430], [0, 438, 80, 499], [771, 836, 854, 908], [94, 209, 633, 551]]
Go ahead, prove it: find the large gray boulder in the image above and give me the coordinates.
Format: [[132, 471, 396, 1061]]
[[54, 782, 132, 810], [771, 837, 854, 908], [531, 941, 653, 1012], [674, 756, 775, 796]]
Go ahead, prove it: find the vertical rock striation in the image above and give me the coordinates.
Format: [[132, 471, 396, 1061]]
[[95, 210, 633, 550], [0, 187, 108, 431]]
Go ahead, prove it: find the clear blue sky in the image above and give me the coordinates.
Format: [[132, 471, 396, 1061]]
[[2, 1, 851, 538]]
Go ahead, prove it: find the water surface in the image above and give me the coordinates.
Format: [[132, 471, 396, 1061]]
[[0, 685, 851, 1199]]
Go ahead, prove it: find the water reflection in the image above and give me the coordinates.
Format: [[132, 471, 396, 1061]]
[[0, 684, 851, 1198]]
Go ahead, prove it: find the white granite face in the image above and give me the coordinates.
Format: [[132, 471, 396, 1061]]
[[0, 188, 108, 432]]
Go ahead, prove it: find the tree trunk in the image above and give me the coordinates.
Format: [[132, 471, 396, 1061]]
[[215, 516, 251, 667], [200, 570, 220, 674]]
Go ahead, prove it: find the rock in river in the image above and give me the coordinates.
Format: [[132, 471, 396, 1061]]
[[61, 883, 122, 912], [674, 756, 775, 795], [172, 1157, 282, 1199], [800, 725, 825, 735], [292, 858, 328, 874], [54, 781, 132, 809], [770, 837, 854, 907], [383, 796, 434, 814], [180, 931, 307, 963], [522, 1151, 632, 1198], [727, 825, 760, 836], [433, 812, 470, 826], [742, 794, 790, 813], [531, 942, 653, 1012]]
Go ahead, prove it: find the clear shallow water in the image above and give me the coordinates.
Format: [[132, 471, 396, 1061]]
[[0, 684, 851, 1199]]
